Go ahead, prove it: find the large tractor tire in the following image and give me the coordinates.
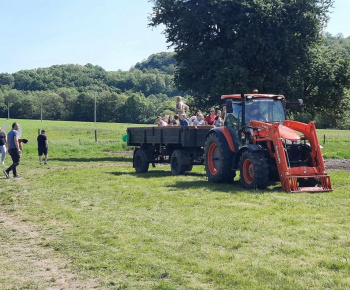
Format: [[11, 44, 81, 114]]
[[204, 134, 236, 183], [171, 149, 190, 175], [134, 148, 149, 173], [239, 150, 269, 189]]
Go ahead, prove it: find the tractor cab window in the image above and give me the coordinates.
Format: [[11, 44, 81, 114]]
[[225, 100, 242, 131], [245, 98, 285, 124]]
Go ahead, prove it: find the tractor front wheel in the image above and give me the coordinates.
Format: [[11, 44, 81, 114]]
[[239, 150, 268, 189]]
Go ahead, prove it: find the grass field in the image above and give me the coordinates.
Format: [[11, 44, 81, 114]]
[[0, 118, 350, 289]]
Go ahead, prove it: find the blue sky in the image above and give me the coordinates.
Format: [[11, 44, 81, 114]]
[[0, 0, 349, 74]]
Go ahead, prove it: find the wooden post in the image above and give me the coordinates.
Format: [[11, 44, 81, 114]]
[[95, 130, 97, 142], [323, 134, 326, 144]]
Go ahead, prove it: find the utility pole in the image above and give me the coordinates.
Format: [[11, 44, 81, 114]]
[[40, 98, 43, 122]]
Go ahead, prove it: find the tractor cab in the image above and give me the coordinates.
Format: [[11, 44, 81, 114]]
[[222, 93, 286, 146], [223, 93, 286, 125]]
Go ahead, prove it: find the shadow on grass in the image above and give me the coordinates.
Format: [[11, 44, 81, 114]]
[[109, 169, 286, 193], [108, 170, 205, 178], [50, 156, 132, 163], [167, 180, 242, 191], [168, 179, 286, 193]]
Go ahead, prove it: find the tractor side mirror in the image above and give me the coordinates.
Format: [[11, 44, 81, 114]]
[[286, 99, 304, 112]]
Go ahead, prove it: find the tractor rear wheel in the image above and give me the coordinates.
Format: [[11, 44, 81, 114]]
[[171, 149, 190, 175], [239, 150, 269, 189], [204, 134, 236, 183], [134, 148, 149, 173]]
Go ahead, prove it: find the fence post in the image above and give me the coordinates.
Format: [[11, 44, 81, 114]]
[[95, 130, 97, 142], [323, 134, 326, 144]]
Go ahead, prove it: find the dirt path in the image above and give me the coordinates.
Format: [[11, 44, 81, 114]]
[[325, 158, 350, 171], [0, 213, 99, 289]]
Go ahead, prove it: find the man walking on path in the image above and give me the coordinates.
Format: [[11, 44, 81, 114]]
[[37, 129, 48, 165], [3, 122, 21, 178]]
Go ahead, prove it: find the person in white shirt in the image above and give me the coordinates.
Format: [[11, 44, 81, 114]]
[[193, 113, 205, 126], [157, 116, 168, 127]]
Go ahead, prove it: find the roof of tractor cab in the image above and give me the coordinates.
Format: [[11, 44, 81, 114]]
[[221, 94, 285, 100]]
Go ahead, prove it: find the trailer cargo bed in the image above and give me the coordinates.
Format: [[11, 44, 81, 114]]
[[127, 125, 213, 174]]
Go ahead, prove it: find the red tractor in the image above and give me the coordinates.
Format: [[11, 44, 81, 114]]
[[204, 92, 332, 192]]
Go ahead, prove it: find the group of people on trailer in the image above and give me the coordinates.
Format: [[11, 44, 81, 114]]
[[157, 96, 225, 127]]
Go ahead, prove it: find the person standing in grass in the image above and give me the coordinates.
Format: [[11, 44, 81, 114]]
[[37, 129, 49, 165], [0, 126, 7, 165], [3, 122, 21, 178]]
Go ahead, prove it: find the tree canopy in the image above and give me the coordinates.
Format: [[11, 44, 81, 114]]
[[150, 0, 335, 106]]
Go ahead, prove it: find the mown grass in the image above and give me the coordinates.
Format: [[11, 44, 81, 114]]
[[1, 118, 350, 289]]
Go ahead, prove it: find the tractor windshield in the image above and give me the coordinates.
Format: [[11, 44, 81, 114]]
[[246, 98, 285, 124]]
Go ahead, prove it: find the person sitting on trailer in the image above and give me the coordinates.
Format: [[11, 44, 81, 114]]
[[214, 110, 224, 126], [205, 108, 216, 125], [157, 116, 168, 127], [173, 114, 180, 125], [193, 113, 205, 126], [179, 114, 189, 126]]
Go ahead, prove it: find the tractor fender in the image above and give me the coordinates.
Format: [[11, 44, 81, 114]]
[[232, 144, 266, 170], [206, 127, 236, 155]]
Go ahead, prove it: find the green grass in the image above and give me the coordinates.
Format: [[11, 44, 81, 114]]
[[1, 118, 350, 289], [318, 129, 350, 159]]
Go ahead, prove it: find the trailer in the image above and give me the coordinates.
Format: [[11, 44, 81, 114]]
[[127, 125, 212, 175]]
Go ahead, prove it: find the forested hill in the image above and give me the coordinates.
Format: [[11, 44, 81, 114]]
[[0, 52, 180, 124], [0, 52, 178, 96]]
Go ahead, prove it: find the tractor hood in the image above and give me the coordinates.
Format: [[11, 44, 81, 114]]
[[278, 124, 300, 141]]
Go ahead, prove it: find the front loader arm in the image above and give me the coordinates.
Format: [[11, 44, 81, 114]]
[[250, 120, 332, 193]]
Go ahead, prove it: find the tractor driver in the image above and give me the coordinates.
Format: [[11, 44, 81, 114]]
[[246, 102, 266, 123]]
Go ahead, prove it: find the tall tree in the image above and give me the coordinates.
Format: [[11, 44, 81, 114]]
[[150, 0, 334, 107]]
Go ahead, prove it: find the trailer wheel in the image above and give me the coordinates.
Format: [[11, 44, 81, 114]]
[[239, 150, 268, 189], [134, 148, 149, 173], [204, 134, 236, 183], [171, 150, 190, 175]]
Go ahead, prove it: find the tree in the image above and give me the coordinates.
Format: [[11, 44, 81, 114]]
[[134, 52, 176, 74], [287, 41, 350, 127], [41, 92, 64, 120], [4, 90, 23, 119], [72, 93, 95, 121], [11, 97, 37, 119], [0, 73, 15, 88], [150, 0, 334, 107]]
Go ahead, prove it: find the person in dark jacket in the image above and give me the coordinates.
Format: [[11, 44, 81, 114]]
[[37, 129, 49, 165]]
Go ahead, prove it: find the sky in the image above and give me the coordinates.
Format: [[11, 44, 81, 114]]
[[0, 0, 349, 74]]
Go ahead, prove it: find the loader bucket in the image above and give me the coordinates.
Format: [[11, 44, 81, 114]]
[[287, 175, 332, 193]]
